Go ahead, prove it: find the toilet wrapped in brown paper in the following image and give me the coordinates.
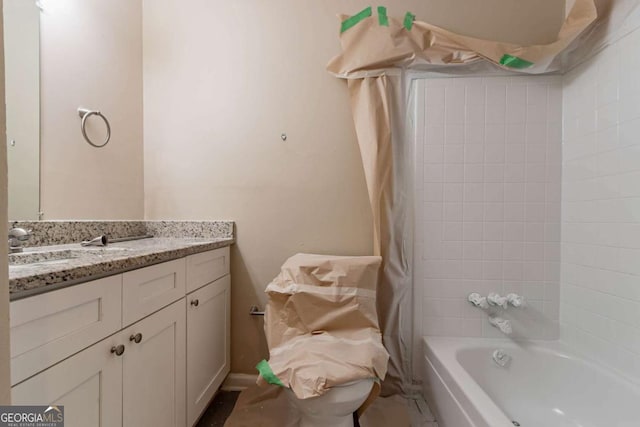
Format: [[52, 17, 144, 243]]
[[257, 253, 389, 407]]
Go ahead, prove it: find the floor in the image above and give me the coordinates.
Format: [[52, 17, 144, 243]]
[[196, 390, 439, 427], [195, 391, 240, 427], [408, 396, 439, 427]]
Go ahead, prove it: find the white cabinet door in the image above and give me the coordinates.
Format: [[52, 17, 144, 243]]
[[122, 299, 186, 427], [11, 335, 123, 427], [122, 258, 186, 327], [186, 275, 231, 426], [10, 275, 122, 385]]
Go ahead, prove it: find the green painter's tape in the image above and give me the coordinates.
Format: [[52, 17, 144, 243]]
[[403, 12, 415, 30], [378, 6, 389, 27], [500, 54, 534, 69], [341, 6, 372, 33], [256, 360, 285, 387]]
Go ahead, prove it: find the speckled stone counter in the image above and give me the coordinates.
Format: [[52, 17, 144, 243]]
[[9, 220, 234, 246], [8, 221, 235, 300]]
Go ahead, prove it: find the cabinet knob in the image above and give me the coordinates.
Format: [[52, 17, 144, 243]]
[[110, 345, 125, 356], [190, 299, 200, 307], [129, 333, 143, 344]]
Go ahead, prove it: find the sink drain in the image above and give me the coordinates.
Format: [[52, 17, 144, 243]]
[[512, 422, 521, 426]]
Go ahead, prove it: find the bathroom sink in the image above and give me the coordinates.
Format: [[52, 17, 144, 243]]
[[9, 249, 79, 266], [8, 247, 132, 266]]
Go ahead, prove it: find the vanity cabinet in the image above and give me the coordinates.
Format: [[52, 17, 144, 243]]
[[12, 299, 186, 427], [10, 246, 230, 427]]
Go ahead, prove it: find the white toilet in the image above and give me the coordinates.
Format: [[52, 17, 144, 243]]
[[285, 378, 375, 427]]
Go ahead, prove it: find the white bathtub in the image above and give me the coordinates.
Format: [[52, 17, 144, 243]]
[[422, 337, 640, 427]]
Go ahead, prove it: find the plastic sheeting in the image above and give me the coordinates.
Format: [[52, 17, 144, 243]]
[[326, 1, 606, 397], [257, 254, 389, 402]]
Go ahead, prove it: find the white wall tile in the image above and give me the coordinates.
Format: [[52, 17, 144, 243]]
[[464, 164, 484, 183], [505, 164, 526, 183], [484, 144, 505, 163], [504, 203, 525, 221], [444, 163, 464, 182], [485, 124, 506, 144], [506, 123, 526, 144], [463, 202, 484, 221], [561, 24, 640, 384], [444, 144, 465, 163], [465, 124, 485, 144], [484, 164, 504, 183], [416, 76, 562, 341], [445, 125, 465, 144], [505, 144, 526, 163]]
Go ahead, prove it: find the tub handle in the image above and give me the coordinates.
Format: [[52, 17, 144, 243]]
[[468, 293, 489, 309], [506, 293, 525, 307], [487, 293, 508, 309]]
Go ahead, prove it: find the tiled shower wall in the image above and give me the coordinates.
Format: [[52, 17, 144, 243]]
[[561, 24, 640, 382], [413, 76, 562, 342]]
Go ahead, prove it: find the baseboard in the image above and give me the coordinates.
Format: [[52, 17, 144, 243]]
[[221, 373, 258, 391]]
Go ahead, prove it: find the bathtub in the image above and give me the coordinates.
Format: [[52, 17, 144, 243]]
[[422, 337, 640, 427]]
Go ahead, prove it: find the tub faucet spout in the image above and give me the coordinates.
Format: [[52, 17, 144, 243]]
[[489, 316, 512, 335]]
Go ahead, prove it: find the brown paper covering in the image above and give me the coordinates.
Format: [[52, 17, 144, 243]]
[[327, 0, 597, 76], [259, 253, 389, 401]]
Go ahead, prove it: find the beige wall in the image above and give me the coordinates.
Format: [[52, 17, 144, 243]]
[[143, 0, 565, 373], [423, 0, 565, 44], [4, 0, 39, 220], [0, 0, 11, 404], [39, 0, 144, 220]]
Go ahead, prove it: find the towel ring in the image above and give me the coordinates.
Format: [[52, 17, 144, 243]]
[[78, 108, 111, 148]]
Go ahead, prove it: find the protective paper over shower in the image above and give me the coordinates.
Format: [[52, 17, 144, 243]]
[[326, 0, 599, 397], [327, 0, 598, 77]]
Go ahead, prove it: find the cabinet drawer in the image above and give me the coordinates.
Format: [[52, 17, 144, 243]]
[[122, 258, 186, 327], [10, 275, 122, 386], [186, 247, 230, 293]]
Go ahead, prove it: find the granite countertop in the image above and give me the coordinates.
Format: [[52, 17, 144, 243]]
[[9, 236, 234, 300]]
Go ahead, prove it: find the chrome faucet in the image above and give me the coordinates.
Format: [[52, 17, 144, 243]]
[[468, 293, 489, 309], [8, 227, 32, 253], [489, 315, 513, 335]]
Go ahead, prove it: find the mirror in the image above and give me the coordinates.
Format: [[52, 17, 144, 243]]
[[3, 0, 144, 221], [3, 0, 41, 220]]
